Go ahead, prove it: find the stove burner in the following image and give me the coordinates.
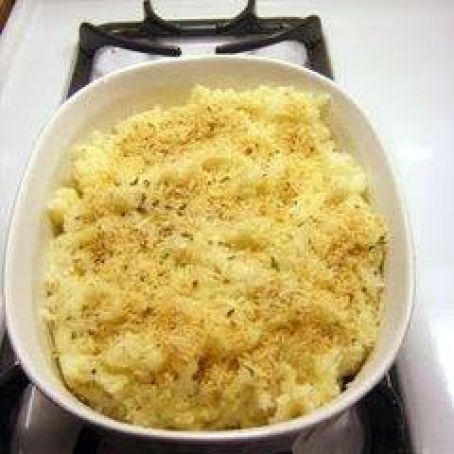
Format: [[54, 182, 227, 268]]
[[68, 0, 332, 97]]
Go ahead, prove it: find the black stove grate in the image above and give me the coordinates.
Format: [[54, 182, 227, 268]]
[[68, 0, 332, 97], [0, 1, 412, 453]]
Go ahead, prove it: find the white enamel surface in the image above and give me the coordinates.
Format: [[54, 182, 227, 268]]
[[4, 56, 412, 444], [1, 0, 453, 452]]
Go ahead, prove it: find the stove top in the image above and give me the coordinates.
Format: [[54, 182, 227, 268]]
[[0, 2, 411, 452], [2, 0, 454, 453]]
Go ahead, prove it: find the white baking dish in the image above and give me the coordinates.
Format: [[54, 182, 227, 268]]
[[4, 56, 414, 452]]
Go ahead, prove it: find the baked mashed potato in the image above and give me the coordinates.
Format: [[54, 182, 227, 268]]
[[43, 86, 387, 430]]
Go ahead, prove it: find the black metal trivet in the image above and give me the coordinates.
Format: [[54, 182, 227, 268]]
[[0, 1, 412, 453]]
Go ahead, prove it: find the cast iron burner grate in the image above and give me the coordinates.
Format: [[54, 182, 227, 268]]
[[68, 0, 332, 97], [0, 1, 412, 453]]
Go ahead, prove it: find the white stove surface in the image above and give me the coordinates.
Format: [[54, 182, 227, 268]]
[[92, 39, 307, 81], [1, 1, 454, 453]]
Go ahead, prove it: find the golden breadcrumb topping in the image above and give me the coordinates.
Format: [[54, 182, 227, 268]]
[[43, 86, 387, 430]]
